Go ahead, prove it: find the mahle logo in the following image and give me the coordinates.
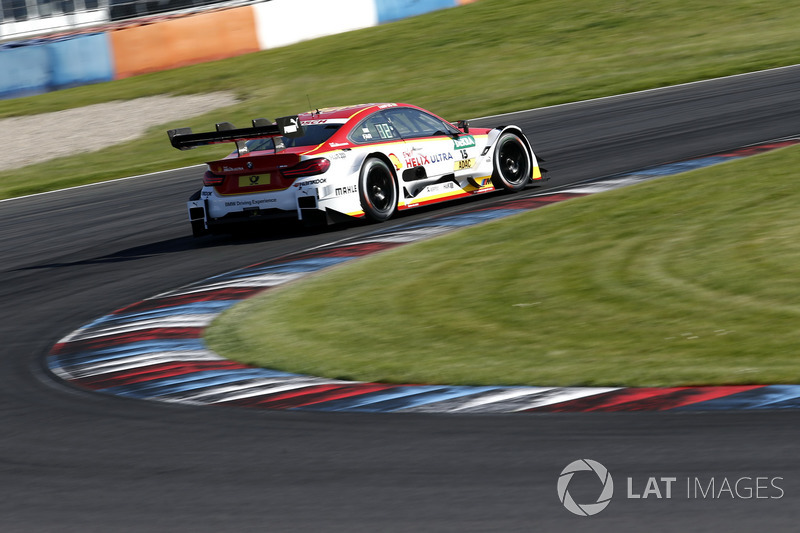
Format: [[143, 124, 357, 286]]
[[557, 459, 614, 516]]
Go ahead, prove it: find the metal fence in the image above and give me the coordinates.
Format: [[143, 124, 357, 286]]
[[1, 0, 251, 39], [106, 0, 250, 21], [1, 0, 103, 23]]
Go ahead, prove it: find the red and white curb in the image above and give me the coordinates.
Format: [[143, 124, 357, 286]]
[[48, 140, 800, 412]]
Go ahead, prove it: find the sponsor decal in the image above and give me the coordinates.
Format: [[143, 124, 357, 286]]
[[403, 150, 453, 168], [455, 158, 476, 171], [453, 135, 476, 149], [224, 198, 277, 207], [329, 142, 349, 148], [421, 182, 457, 196], [378, 103, 398, 109], [335, 185, 358, 196], [222, 166, 244, 172], [282, 117, 300, 134], [238, 175, 269, 187], [294, 178, 327, 187], [388, 153, 403, 170]]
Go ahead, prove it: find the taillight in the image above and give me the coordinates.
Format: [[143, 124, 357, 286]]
[[203, 170, 225, 186], [280, 158, 330, 179]]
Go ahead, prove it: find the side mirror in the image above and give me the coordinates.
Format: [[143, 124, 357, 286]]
[[457, 120, 470, 134]]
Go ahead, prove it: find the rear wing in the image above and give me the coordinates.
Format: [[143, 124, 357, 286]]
[[167, 116, 304, 155]]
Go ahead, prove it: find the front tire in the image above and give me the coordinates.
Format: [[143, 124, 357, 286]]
[[359, 158, 398, 222], [491, 132, 532, 192]]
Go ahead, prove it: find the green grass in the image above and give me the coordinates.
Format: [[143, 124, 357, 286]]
[[206, 146, 800, 387], [2, 0, 800, 198]]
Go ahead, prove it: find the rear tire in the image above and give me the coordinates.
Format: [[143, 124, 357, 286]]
[[491, 132, 531, 192], [359, 158, 397, 222]]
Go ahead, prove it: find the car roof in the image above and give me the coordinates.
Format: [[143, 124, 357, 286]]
[[297, 103, 411, 122]]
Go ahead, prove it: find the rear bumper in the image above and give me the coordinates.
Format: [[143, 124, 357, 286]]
[[188, 197, 299, 231], [187, 195, 357, 235]]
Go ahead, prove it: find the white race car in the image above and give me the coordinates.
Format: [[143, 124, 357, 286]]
[[168, 103, 545, 236]]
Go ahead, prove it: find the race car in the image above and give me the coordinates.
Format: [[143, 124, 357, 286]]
[[168, 103, 545, 236]]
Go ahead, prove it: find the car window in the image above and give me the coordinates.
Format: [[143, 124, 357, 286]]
[[245, 136, 276, 153], [245, 124, 342, 152], [383, 108, 459, 139], [348, 112, 401, 144]]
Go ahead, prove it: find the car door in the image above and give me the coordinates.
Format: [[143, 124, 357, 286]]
[[382, 107, 464, 183]]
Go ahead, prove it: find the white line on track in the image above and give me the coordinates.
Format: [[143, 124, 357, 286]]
[[0, 164, 205, 204], [471, 63, 800, 121]]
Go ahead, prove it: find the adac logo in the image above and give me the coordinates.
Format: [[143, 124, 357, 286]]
[[557, 459, 614, 516]]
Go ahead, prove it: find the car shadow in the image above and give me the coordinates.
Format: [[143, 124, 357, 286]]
[[14, 221, 344, 271], [17, 183, 551, 272]]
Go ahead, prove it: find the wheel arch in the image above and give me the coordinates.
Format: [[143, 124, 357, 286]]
[[488, 125, 537, 168], [364, 151, 400, 185]]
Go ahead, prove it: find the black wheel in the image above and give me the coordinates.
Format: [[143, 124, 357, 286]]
[[359, 158, 397, 222], [491, 132, 531, 192]]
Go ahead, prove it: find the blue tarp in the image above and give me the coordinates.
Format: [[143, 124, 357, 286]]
[[0, 33, 114, 99], [0, 43, 50, 98], [48, 33, 114, 89], [373, 0, 457, 24]]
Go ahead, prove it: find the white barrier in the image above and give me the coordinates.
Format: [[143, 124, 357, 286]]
[[253, 0, 378, 50]]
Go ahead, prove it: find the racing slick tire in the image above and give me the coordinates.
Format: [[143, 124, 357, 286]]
[[359, 157, 398, 222], [491, 132, 532, 192]]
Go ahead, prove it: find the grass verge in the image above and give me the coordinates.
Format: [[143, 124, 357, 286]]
[[2, 0, 800, 198], [206, 146, 800, 387]]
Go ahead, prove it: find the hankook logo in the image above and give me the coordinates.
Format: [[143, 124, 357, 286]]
[[557, 459, 614, 516]]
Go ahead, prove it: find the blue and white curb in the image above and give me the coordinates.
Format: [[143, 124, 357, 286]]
[[48, 139, 800, 413]]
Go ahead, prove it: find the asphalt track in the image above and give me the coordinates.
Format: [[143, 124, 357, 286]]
[[2, 65, 800, 531]]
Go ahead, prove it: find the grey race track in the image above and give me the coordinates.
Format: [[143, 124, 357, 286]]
[[2, 66, 800, 532]]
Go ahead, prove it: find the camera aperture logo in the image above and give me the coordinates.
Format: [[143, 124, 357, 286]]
[[557, 459, 785, 517], [557, 459, 614, 516]]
